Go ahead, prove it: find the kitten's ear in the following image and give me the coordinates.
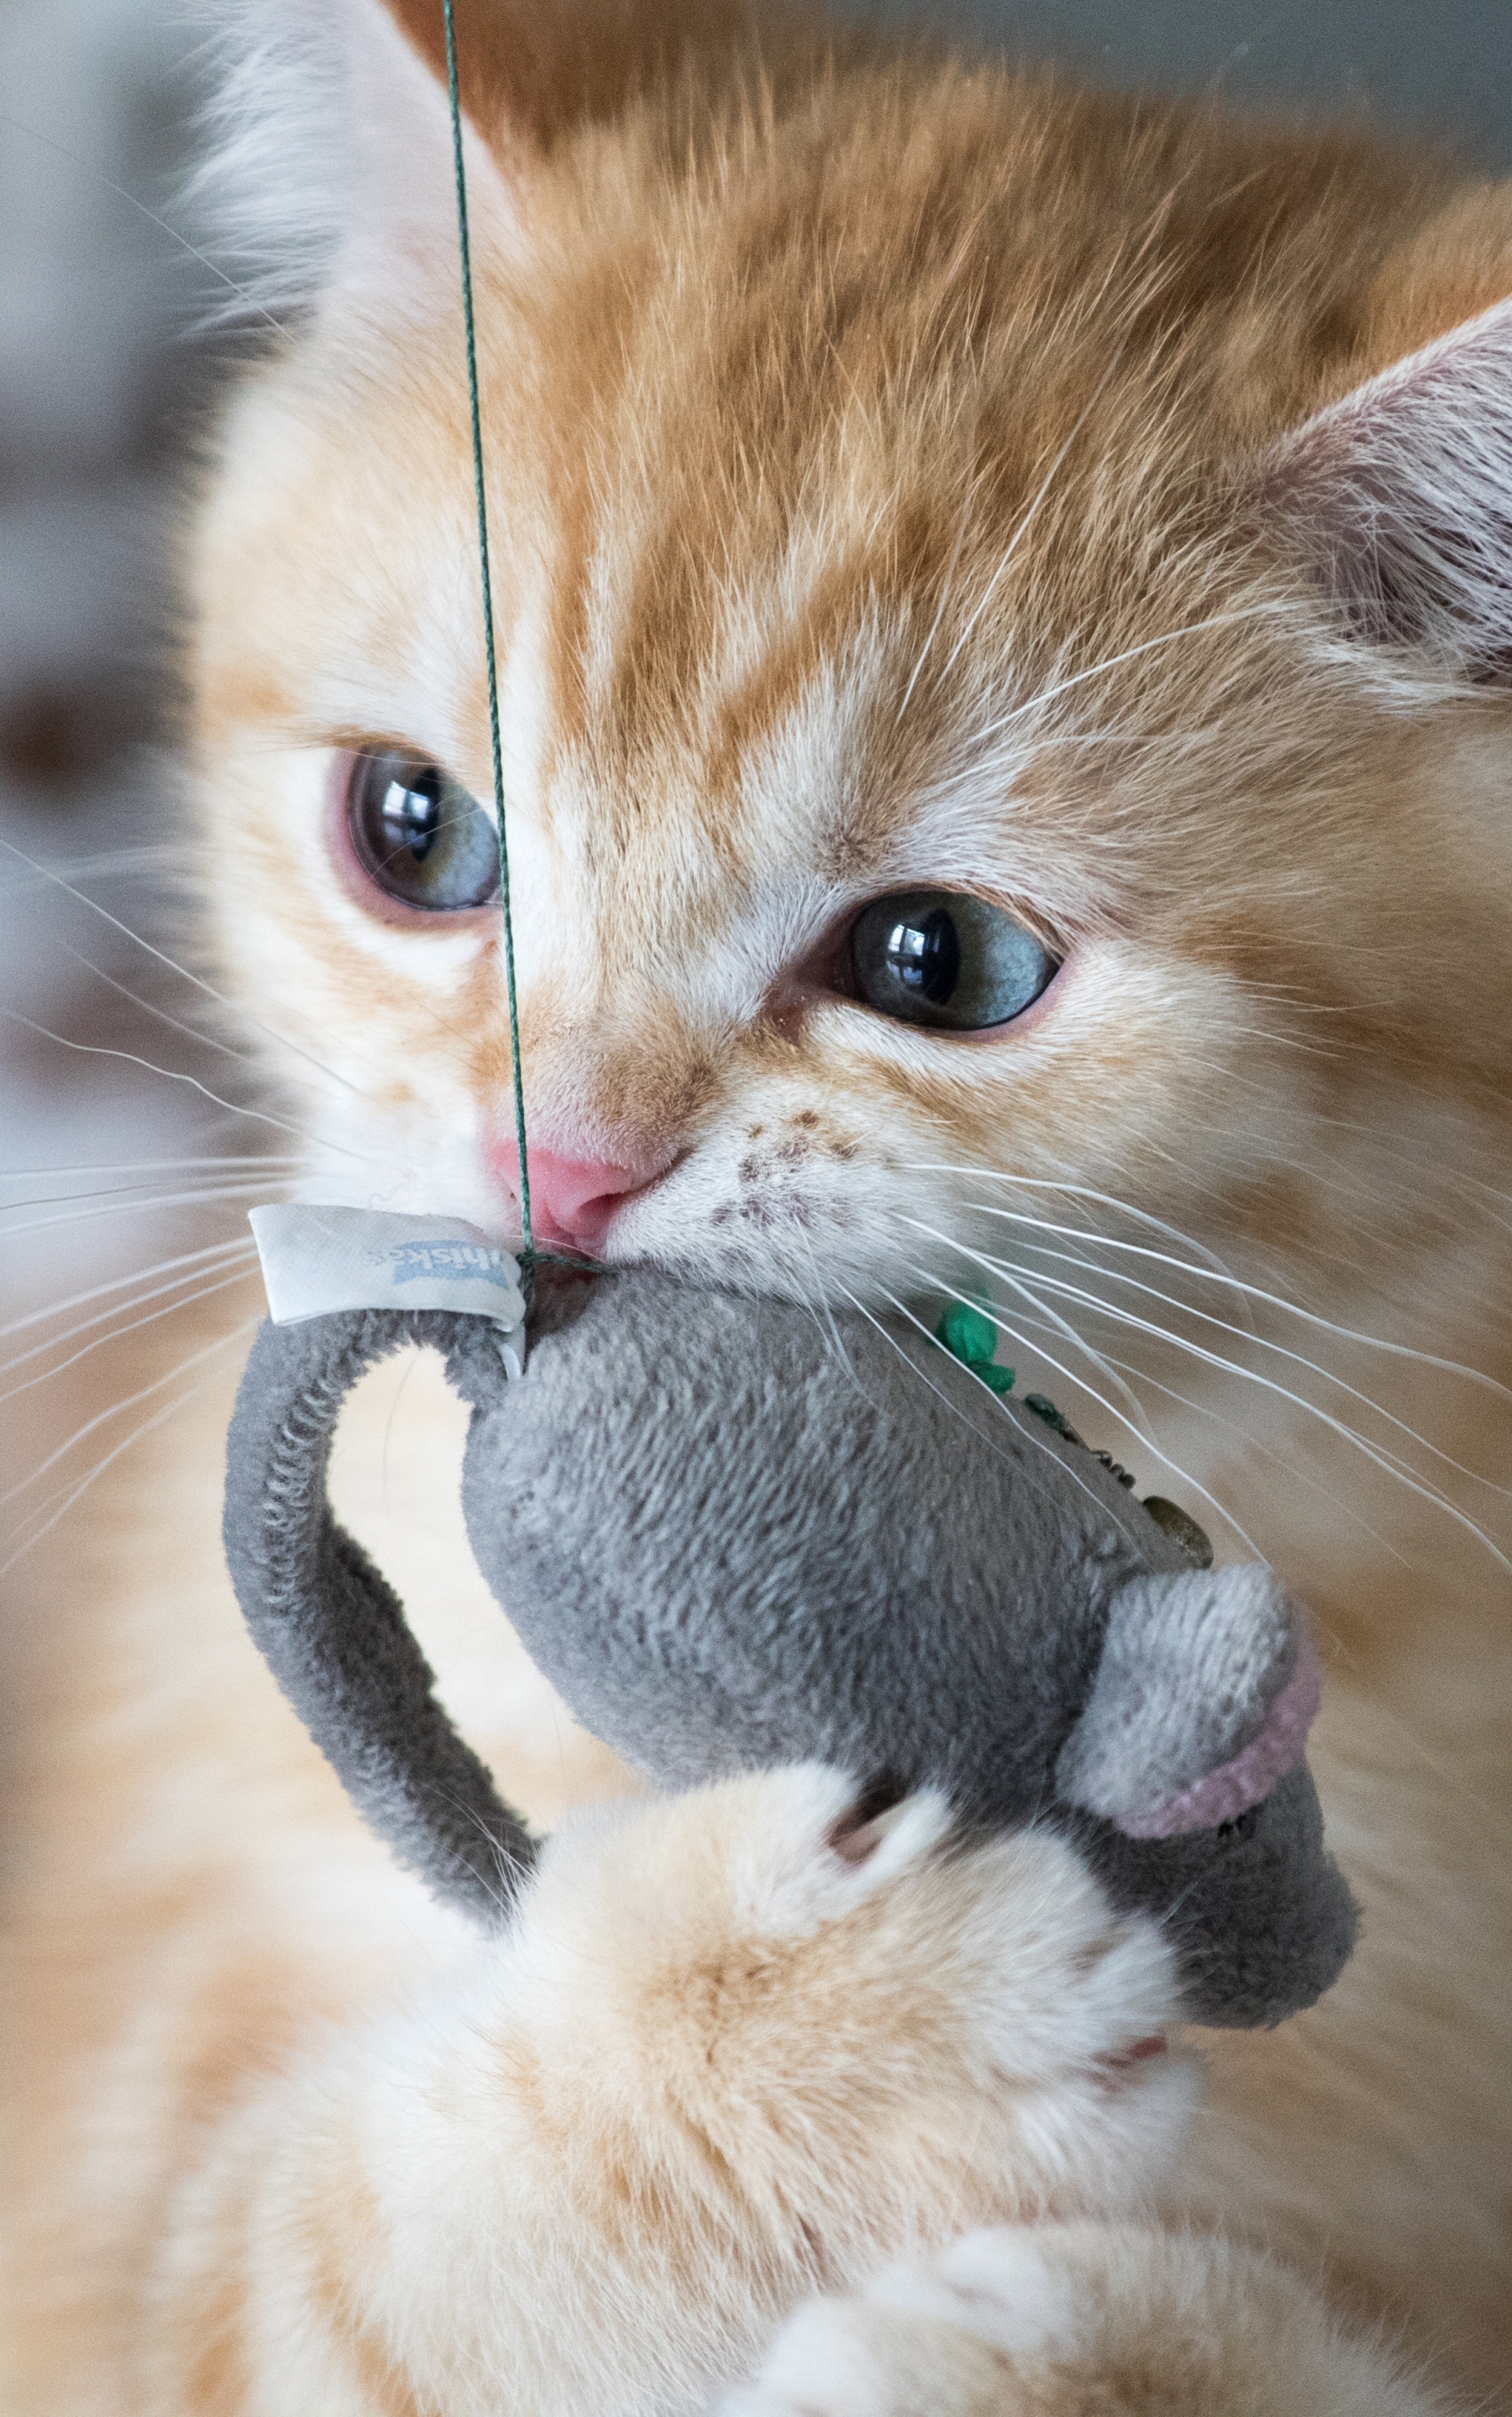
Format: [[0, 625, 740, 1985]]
[[198, 0, 519, 329], [1260, 295, 1512, 685]]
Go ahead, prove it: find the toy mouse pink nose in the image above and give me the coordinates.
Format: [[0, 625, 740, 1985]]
[[493, 1144, 661, 1254]]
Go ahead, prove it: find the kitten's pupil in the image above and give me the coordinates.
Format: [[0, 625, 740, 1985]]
[[345, 748, 501, 912], [850, 891, 1057, 1032], [885, 905, 961, 1003], [382, 767, 442, 862]]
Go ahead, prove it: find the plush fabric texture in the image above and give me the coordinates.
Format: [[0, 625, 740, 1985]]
[[222, 1270, 1358, 2026], [1055, 1565, 1301, 1825], [223, 1304, 535, 1912]]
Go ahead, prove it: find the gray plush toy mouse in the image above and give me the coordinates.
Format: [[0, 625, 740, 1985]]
[[223, 1253, 1357, 2030]]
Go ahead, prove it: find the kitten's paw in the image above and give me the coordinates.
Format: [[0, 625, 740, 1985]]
[[722, 2295, 1009, 2416], [725, 2225, 1448, 2417], [510, 1769, 1194, 2258], [722, 2228, 1086, 2414]]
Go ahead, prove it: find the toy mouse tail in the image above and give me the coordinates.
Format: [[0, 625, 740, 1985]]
[[223, 1309, 533, 1928]]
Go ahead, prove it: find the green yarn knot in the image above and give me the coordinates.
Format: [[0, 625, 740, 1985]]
[[935, 1301, 1015, 1393]]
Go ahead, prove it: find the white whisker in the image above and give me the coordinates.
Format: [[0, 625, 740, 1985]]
[[0, 1241, 257, 1347], [855, 1275, 1143, 1533], [791, 1227, 866, 1391], [903, 1161, 1246, 1291], [907, 1161, 1512, 1402], [0, 1324, 261, 1580], [2, 1173, 281, 1215], [966, 602, 1290, 751], [0, 1158, 304, 1182], [0, 835, 371, 1105], [944, 1190, 1512, 1408], [0, 1268, 261, 1404], [899, 1253, 1264, 1557], [907, 1209, 1154, 1435], [1001, 1263, 1512, 1571], [0, 1183, 285, 1243], [0, 109, 290, 335], [1016, 1315, 1414, 1569], [0, 1008, 365, 1157], [0, 1323, 263, 1513], [45, 935, 250, 1063], [0, 842, 183, 887], [3, 1259, 253, 1378], [894, 454, 980, 726], [964, 1228, 1512, 1499]]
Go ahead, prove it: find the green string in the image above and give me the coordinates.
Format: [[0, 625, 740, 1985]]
[[443, 0, 533, 1294]]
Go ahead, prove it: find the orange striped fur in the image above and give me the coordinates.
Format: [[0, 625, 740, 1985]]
[[3, 2, 1509, 2408]]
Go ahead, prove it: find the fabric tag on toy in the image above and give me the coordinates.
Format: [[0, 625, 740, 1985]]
[[248, 1204, 528, 1378]]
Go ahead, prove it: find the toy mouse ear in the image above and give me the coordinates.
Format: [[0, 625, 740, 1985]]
[[223, 1310, 532, 1926], [1055, 1565, 1320, 1839]]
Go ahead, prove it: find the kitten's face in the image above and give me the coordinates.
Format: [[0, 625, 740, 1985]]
[[192, 12, 1512, 1328]]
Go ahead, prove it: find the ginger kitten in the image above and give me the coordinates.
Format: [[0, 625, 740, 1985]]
[[2, 0, 1509, 2408]]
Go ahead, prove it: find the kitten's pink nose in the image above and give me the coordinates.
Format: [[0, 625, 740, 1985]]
[[492, 1143, 663, 1255]]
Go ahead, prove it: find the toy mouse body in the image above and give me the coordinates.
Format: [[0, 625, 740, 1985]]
[[224, 1261, 1357, 2029]]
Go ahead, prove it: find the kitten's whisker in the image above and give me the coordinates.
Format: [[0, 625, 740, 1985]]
[[0, 1008, 365, 1156], [0, 1182, 284, 1242], [0, 1269, 260, 1404], [0, 836, 372, 1107], [966, 600, 1292, 752], [904, 1234, 1151, 1440], [2, 1252, 261, 1376], [1006, 1267, 1512, 1570], [858, 1275, 1145, 1532], [970, 1231, 1512, 1498], [1002, 1303, 1413, 1567], [1225, 1025, 1345, 1059], [0, 1323, 262, 1513], [909, 1159, 1512, 1398], [904, 1161, 1245, 1291], [0, 110, 290, 335], [0, 1325, 261, 1581], [1017, 1305, 1512, 1821], [0, 843, 183, 886], [899, 1253, 1263, 1556], [45, 935, 249, 1063], [2, 1175, 280, 1217], [894, 452, 980, 725], [0, 1157, 304, 1182], [901, 1210, 1154, 1436], [947, 1192, 1512, 1408], [1017, 1259, 1464, 1496], [0, 1240, 256, 1347], [828, 1275, 1076, 1510], [791, 1227, 862, 1389]]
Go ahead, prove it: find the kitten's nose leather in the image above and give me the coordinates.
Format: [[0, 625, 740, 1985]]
[[496, 1145, 659, 1254]]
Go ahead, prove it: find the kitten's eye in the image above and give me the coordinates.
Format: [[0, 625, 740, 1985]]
[[849, 890, 1057, 1031], [345, 749, 501, 912]]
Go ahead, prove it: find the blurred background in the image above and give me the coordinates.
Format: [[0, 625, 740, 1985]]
[[1, 0, 1510, 1562]]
